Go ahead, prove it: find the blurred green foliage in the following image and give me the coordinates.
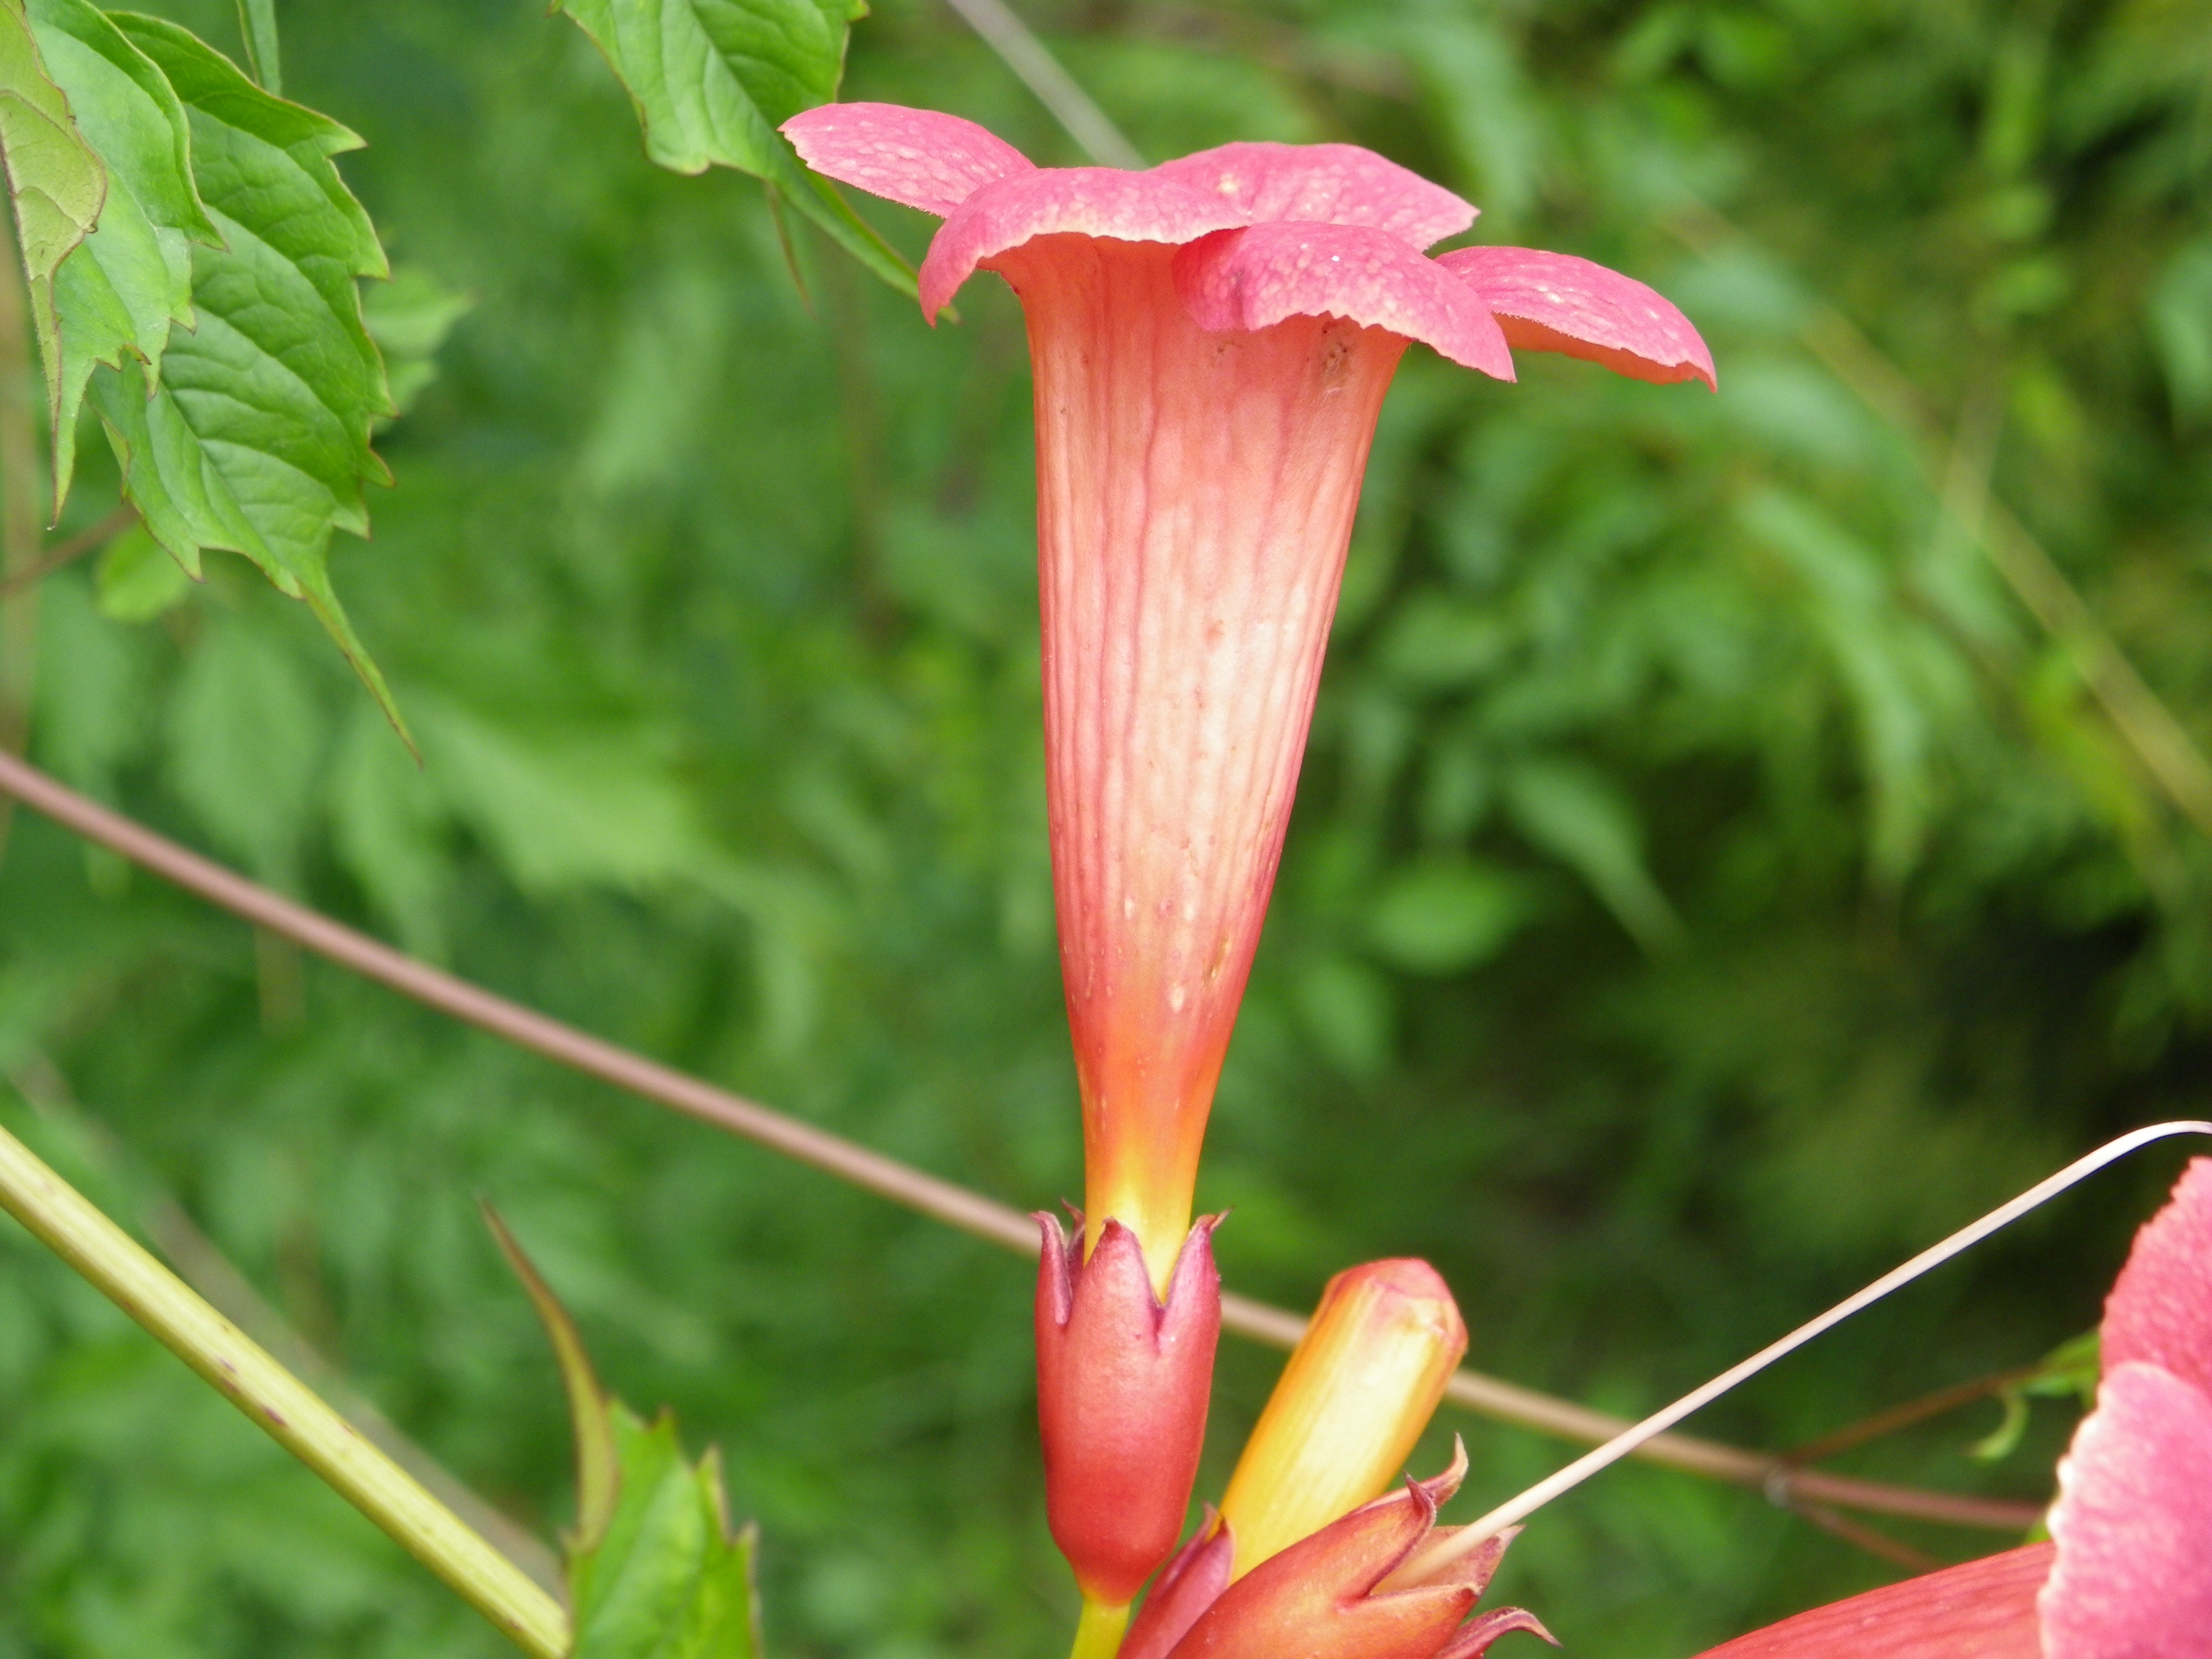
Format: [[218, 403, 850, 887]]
[[1, 0, 2209, 1655]]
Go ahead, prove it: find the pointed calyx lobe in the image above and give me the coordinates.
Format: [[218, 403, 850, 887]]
[[1166, 1449, 1550, 1659], [1035, 1214, 1222, 1606]]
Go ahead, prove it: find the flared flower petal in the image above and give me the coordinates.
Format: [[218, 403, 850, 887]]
[[782, 101, 1034, 218], [1035, 1213, 1223, 1605], [1167, 1451, 1551, 1659], [1176, 225, 1515, 379], [781, 93, 1711, 1322], [1437, 247, 1717, 389], [1149, 142, 1474, 250], [2040, 1360, 2212, 1656], [921, 168, 1251, 314], [1687, 1543, 2051, 1657], [2100, 1156, 2212, 1395]]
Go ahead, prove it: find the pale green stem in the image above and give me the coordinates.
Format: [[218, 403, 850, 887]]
[[0, 1120, 570, 1658], [1069, 1595, 1130, 1659]]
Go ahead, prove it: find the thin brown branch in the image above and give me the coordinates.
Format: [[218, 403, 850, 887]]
[[0, 749, 2046, 1536], [1784, 1365, 2042, 1469], [0, 504, 140, 604], [1781, 1495, 1945, 1575]]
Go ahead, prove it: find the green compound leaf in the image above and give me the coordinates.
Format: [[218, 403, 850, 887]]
[[557, 0, 913, 297], [487, 1205, 765, 1659], [26, 0, 217, 505], [90, 15, 406, 743]]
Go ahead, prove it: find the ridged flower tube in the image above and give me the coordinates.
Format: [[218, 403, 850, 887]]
[[1036, 1213, 1223, 1608], [1219, 1259, 1468, 1579], [782, 103, 1714, 1286], [1690, 1157, 2212, 1658]]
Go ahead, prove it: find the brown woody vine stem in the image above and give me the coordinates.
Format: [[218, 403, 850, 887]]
[[0, 748, 2044, 1535]]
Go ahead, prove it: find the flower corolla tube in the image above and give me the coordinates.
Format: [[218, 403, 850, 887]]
[[1691, 1157, 2212, 1658], [784, 103, 1715, 1293]]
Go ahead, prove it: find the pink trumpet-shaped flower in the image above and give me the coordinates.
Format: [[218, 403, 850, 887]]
[[1692, 1158, 2212, 1659], [1035, 1213, 1223, 1606], [783, 103, 1714, 1287], [1160, 1443, 1552, 1659]]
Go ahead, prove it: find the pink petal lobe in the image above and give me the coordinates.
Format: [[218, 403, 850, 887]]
[[781, 102, 1034, 219], [2102, 1157, 2212, 1396], [2040, 1360, 2212, 1658], [1174, 224, 1514, 379], [1149, 142, 1475, 250], [1686, 1544, 2051, 1658], [1436, 247, 1715, 389], [920, 168, 1250, 315]]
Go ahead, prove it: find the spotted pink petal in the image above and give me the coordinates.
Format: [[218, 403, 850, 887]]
[[1149, 142, 1475, 251], [1174, 224, 1514, 379], [781, 102, 1034, 219], [2041, 1360, 2212, 1657], [1436, 247, 1715, 389], [2102, 1157, 2212, 1396], [919, 166, 1252, 316], [1684, 1543, 2051, 1658]]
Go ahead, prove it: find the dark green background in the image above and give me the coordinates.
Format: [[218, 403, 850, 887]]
[[2, 0, 2209, 1653]]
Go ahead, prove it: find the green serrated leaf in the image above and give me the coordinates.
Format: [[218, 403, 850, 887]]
[[84, 15, 408, 746], [0, 0, 102, 283], [0, 0, 108, 508], [489, 1207, 765, 1659], [27, 0, 216, 504], [572, 1413, 762, 1659], [556, 0, 912, 296]]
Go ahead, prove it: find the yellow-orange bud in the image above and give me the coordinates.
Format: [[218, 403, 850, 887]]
[[1217, 1258, 1467, 1578]]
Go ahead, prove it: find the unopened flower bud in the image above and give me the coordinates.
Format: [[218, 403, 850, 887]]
[[1219, 1258, 1467, 1577]]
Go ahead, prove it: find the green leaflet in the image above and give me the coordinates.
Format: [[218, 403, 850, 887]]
[[88, 15, 406, 743], [0, 0, 101, 281], [26, 0, 215, 505], [231, 0, 276, 94], [557, 0, 913, 296], [0, 0, 106, 508], [487, 1207, 765, 1659]]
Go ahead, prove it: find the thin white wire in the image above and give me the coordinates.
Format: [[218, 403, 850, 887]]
[[1401, 1119, 2212, 1580], [938, 0, 1144, 169]]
